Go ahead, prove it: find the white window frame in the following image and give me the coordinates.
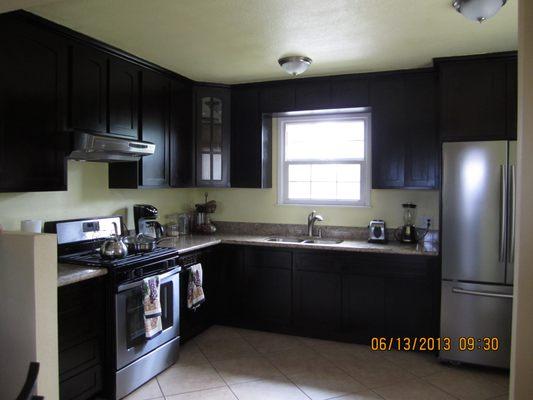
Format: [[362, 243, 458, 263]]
[[278, 112, 372, 207]]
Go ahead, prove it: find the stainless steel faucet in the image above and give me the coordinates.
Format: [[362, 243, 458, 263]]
[[307, 210, 324, 237]]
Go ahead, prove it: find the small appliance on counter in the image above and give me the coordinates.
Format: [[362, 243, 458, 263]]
[[395, 203, 430, 244], [133, 204, 165, 238], [193, 193, 217, 234], [368, 220, 387, 243]]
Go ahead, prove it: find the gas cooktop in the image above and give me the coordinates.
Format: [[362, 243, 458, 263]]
[[60, 246, 179, 268]]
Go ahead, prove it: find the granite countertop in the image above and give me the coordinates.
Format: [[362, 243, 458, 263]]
[[58, 233, 437, 287], [159, 234, 439, 256], [58, 263, 108, 287]]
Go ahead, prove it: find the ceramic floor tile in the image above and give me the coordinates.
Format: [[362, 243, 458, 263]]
[[211, 355, 283, 385], [230, 377, 310, 400], [288, 364, 366, 400], [264, 346, 335, 376], [487, 395, 509, 400], [156, 362, 226, 396], [239, 329, 304, 353], [424, 368, 509, 400], [194, 325, 244, 347], [178, 341, 210, 366], [198, 336, 260, 362], [300, 337, 382, 363], [335, 354, 416, 389], [382, 350, 449, 377], [327, 392, 384, 400], [165, 386, 238, 400], [373, 379, 457, 400], [123, 378, 163, 400]]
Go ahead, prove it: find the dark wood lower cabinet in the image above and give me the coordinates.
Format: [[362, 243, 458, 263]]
[[216, 245, 439, 345], [58, 278, 105, 400]]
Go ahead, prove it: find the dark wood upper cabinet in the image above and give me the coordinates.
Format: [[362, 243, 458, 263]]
[[0, 17, 69, 192], [370, 75, 406, 189], [294, 79, 331, 110], [437, 54, 516, 141], [194, 85, 231, 187], [170, 79, 194, 187], [260, 83, 295, 112], [230, 86, 272, 188], [329, 76, 369, 108], [71, 45, 108, 133], [109, 70, 170, 188], [403, 72, 438, 188], [108, 56, 140, 139]]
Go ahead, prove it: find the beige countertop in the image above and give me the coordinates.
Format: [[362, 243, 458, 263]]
[[57, 234, 437, 287], [158, 234, 439, 257]]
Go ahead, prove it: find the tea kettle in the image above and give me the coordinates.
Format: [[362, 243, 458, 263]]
[[100, 222, 128, 259]]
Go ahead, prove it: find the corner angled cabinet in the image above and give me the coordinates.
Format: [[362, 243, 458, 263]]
[[194, 85, 231, 187]]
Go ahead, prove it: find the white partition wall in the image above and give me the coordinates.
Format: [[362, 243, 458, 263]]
[[0, 232, 59, 399]]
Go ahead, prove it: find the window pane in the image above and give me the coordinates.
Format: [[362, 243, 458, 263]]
[[212, 154, 222, 180], [288, 164, 311, 182], [311, 164, 337, 182], [288, 182, 310, 199], [285, 119, 365, 161], [201, 153, 211, 180], [311, 182, 336, 199], [337, 164, 361, 182], [337, 182, 360, 200]]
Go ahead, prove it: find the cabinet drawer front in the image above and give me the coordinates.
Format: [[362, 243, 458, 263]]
[[244, 248, 292, 269], [59, 338, 100, 378], [294, 251, 345, 272], [60, 364, 102, 400]]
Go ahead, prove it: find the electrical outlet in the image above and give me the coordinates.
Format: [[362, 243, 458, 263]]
[[418, 215, 432, 228]]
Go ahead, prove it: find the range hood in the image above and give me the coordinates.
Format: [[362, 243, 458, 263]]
[[68, 132, 155, 162]]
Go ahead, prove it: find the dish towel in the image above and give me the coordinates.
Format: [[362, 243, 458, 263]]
[[187, 263, 206, 310], [142, 275, 162, 339]]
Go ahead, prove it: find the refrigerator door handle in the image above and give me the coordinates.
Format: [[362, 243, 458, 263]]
[[509, 164, 516, 264], [499, 165, 507, 263], [452, 287, 513, 299]]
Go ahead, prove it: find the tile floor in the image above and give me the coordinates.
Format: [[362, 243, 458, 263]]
[[124, 325, 509, 400]]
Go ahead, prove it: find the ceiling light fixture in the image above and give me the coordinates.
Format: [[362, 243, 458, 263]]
[[278, 56, 312, 76], [453, 0, 507, 23]]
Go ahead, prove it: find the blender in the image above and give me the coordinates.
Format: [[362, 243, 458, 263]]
[[396, 203, 430, 244]]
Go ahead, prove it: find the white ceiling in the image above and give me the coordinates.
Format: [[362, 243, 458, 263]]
[[27, 0, 518, 84]]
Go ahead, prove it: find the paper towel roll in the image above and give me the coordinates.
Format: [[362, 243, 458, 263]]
[[21, 220, 42, 233]]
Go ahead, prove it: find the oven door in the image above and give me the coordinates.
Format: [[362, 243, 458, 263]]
[[115, 267, 180, 370]]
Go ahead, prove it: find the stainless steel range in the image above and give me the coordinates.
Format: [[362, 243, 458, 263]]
[[45, 216, 181, 399]]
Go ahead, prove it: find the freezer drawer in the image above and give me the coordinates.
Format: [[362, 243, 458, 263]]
[[440, 281, 513, 368]]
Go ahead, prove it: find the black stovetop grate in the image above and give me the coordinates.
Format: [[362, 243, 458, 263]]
[[59, 246, 179, 268]]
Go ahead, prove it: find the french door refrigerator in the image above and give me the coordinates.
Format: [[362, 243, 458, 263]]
[[441, 141, 516, 368]]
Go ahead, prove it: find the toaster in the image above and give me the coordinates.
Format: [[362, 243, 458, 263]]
[[368, 220, 387, 243]]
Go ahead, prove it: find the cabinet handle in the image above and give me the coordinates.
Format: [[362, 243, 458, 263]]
[[452, 287, 513, 299], [499, 165, 507, 263]]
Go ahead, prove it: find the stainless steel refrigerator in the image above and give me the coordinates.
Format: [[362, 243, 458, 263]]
[[441, 141, 516, 368]]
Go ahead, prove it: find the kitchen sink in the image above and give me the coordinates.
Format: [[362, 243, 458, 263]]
[[302, 238, 344, 245], [265, 237, 305, 243]]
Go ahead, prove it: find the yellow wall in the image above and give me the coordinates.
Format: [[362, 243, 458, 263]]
[[0, 121, 439, 231], [196, 120, 440, 229], [0, 161, 195, 231]]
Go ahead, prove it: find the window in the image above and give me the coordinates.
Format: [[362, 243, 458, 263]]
[[278, 112, 371, 206]]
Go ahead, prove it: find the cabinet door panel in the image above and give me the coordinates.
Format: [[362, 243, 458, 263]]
[[342, 275, 385, 341], [0, 19, 68, 192], [506, 59, 517, 140], [294, 269, 341, 332], [440, 60, 507, 140], [170, 79, 194, 187], [404, 73, 438, 188], [370, 76, 405, 188], [71, 45, 107, 133], [109, 57, 139, 138], [141, 70, 169, 187]]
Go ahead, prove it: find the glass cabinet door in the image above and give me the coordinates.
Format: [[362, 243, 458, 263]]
[[197, 92, 227, 185]]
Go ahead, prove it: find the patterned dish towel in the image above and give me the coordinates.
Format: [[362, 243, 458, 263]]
[[142, 275, 162, 339], [187, 263, 205, 310]]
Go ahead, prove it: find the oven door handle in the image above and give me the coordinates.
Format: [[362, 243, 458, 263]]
[[117, 267, 181, 293]]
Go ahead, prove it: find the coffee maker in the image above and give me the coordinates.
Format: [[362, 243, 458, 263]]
[[133, 204, 164, 238]]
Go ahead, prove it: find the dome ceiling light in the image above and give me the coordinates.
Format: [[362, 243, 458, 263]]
[[278, 56, 313, 76], [453, 0, 507, 23]]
